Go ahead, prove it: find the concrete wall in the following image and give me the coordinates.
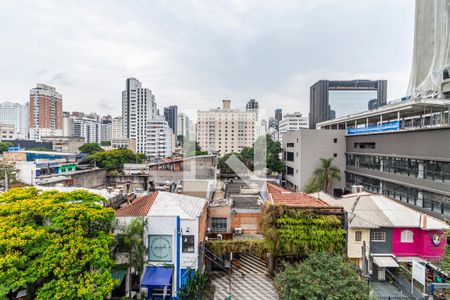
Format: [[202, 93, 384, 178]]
[[283, 129, 346, 192], [346, 127, 450, 161], [72, 169, 106, 189], [347, 228, 370, 260]]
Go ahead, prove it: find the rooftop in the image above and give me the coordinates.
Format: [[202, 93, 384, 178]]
[[267, 182, 330, 207], [322, 192, 449, 230], [116, 191, 207, 219]]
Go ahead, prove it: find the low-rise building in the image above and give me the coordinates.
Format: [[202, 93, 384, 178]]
[[320, 191, 449, 281], [112, 138, 137, 152], [0, 123, 16, 140], [282, 129, 346, 193], [41, 136, 85, 153], [116, 192, 208, 298]]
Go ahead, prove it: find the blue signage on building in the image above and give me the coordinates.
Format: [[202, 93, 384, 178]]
[[347, 120, 400, 135]]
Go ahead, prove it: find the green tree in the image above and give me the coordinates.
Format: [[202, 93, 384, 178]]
[[0, 188, 116, 299], [179, 269, 208, 300], [218, 135, 283, 175], [0, 141, 13, 153], [312, 158, 341, 193], [89, 148, 145, 171], [0, 161, 17, 188], [275, 253, 370, 300], [116, 218, 147, 298], [303, 177, 321, 194], [440, 231, 450, 271], [79, 142, 104, 154]]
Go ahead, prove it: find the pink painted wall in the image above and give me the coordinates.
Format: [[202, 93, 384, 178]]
[[392, 228, 446, 259]]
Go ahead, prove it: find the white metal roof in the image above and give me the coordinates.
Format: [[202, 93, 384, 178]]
[[323, 192, 449, 230], [373, 256, 399, 268], [148, 192, 207, 219]]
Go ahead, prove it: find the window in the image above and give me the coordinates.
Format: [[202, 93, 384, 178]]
[[286, 152, 294, 161], [371, 231, 386, 242], [355, 231, 362, 242], [354, 142, 376, 149], [333, 138, 338, 143], [400, 230, 414, 243], [286, 166, 294, 176], [333, 153, 337, 158], [211, 218, 227, 233], [182, 235, 195, 253], [286, 142, 294, 148]]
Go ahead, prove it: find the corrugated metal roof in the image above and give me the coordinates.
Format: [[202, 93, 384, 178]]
[[148, 192, 207, 219], [323, 192, 449, 230]]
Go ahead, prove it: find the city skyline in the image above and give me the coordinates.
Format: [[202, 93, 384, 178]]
[[0, 0, 414, 119]]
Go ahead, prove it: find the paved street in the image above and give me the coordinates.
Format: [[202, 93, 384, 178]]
[[205, 254, 278, 300]]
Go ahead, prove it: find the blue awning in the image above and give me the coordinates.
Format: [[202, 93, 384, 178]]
[[141, 266, 173, 288]]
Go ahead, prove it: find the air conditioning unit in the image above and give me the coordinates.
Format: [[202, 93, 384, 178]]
[[234, 228, 242, 235], [217, 234, 223, 240], [351, 185, 364, 193]]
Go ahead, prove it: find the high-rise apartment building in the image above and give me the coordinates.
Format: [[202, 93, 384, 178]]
[[309, 80, 387, 129], [246, 99, 259, 110], [0, 101, 29, 139], [177, 113, 190, 139], [145, 116, 173, 160], [122, 78, 156, 153], [63, 111, 74, 137], [408, 0, 450, 99], [73, 116, 101, 144], [100, 118, 112, 143], [278, 112, 309, 142], [275, 108, 283, 122], [197, 100, 257, 156], [164, 105, 178, 135], [112, 116, 123, 139], [29, 84, 63, 140]]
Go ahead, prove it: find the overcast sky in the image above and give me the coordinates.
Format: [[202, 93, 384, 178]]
[[0, 0, 415, 120]]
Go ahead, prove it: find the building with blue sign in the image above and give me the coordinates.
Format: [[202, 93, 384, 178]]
[[317, 98, 450, 221], [116, 192, 208, 299]]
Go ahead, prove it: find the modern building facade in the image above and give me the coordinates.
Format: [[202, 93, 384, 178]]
[[112, 116, 123, 139], [282, 129, 346, 193], [145, 116, 173, 160], [196, 100, 257, 156], [164, 105, 178, 135], [29, 84, 63, 140], [309, 80, 387, 129], [274, 108, 282, 123], [0, 101, 29, 139], [318, 98, 450, 221], [122, 78, 157, 153], [246, 99, 259, 110]]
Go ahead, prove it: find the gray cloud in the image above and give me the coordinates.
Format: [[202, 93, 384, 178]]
[[0, 0, 414, 119]]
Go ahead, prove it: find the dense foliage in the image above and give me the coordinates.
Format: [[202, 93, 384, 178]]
[[0, 188, 117, 299], [179, 269, 208, 300], [261, 205, 346, 256], [79, 142, 104, 155], [0, 141, 13, 154], [275, 253, 370, 300], [310, 158, 341, 193], [205, 239, 268, 257], [218, 134, 283, 175], [440, 231, 450, 271], [89, 148, 145, 171]]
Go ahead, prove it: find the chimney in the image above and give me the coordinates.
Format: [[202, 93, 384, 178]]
[[222, 99, 231, 109], [420, 214, 428, 229]]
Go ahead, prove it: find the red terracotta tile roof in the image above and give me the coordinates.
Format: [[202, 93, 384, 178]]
[[267, 182, 329, 207], [116, 192, 159, 217]]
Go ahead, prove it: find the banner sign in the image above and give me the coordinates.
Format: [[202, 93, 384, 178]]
[[347, 120, 400, 135], [412, 260, 426, 286]]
